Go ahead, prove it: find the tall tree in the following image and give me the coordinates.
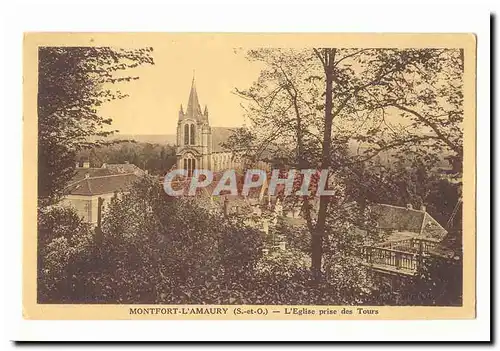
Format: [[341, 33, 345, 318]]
[[37, 47, 154, 205], [230, 48, 463, 278]]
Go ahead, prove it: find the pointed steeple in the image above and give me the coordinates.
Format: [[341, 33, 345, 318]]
[[186, 74, 203, 119], [178, 104, 184, 120]]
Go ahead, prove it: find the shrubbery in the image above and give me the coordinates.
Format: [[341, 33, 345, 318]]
[[38, 176, 460, 305]]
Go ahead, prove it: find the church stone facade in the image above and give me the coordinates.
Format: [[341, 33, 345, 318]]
[[176, 78, 245, 176]]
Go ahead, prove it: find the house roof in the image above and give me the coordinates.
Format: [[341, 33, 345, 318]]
[[71, 163, 144, 182], [104, 163, 144, 175], [372, 204, 425, 232], [64, 173, 140, 196], [64, 164, 143, 196], [72, 167, 115, 182], [371, 203, 447, 241]]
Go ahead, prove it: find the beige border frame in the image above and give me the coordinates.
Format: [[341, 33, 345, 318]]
[[23, 32, 476, 320]]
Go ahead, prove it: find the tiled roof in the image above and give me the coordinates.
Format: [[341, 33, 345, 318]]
[[371, 204, 425, 233], [421, 212, 448, 240], [105, 163, 144, 175], [64, 173, 140, 196], [71, 164, 144, 182], [371, 204, 447, 240], [71, 168, 115, 182]]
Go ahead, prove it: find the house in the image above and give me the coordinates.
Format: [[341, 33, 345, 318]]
[[361, 203, 450, 278], [60, 162, 144, 224]]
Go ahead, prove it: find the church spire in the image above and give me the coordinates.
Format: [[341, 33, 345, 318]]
[[186, 73, 203, 119]]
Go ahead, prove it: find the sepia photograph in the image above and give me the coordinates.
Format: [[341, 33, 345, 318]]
[[22, 33, 476, 320]]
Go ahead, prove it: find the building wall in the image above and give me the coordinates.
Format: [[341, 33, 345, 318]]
[[60, 196, 93, 223], [60, 193, 117, 224], [175, 116, 264, 173]]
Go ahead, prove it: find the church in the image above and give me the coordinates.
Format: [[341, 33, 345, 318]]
[[175, 77, 247, 176]]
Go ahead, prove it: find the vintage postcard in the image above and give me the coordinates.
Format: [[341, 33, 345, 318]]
[[23, 32, 476, 320]]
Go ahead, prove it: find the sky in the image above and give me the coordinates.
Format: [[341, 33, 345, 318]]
[[90, 35, 461, 140], [98, 41, 263, 135]]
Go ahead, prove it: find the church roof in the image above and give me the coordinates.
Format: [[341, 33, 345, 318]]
[[211, 127, 234, 153], [183, 77, 204, 120]]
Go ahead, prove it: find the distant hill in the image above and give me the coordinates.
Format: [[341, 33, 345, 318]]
[[107, 134, 177, 145], [101, 133, 453, 169]]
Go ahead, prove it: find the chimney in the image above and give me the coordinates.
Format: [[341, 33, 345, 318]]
[[406, 203, 413, 210], [83, 161, 90, 168], [420, 204, 426, 212]]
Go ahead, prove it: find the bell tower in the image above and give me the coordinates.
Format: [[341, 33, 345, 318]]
[[176, 75, 212, 173]]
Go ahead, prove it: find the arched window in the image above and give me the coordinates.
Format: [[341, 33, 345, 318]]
[[183, 154, 196, 177], [184, 124, 189, 145], [190, 124, 195, 145], [191, 158, 196, 177]]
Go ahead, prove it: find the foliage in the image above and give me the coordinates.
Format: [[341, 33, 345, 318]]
[[37, 47, 463, 306], [38, 176, 457, 305], [373, 254, 463, 306], [410, 254, 463, 306], [37, 206, 91, 246], [345, 152, 461, 226], [38, 47, 154, 205], [38, 177, 266, 304], [227, 48, 463, 275], [37, 206, 95, 303], [37, 176, 386, 305], [77, 141, 177, 175]]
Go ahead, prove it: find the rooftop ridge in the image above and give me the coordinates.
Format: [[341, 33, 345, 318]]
[[64, 178, 85, 189], [85, 173, 137, 180], [375, 203, 425, 214]]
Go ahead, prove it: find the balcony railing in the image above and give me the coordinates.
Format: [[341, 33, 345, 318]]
[[361, 246, 421, 273], [361, 236, 441, 276], [378, 237, 440, 254]]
